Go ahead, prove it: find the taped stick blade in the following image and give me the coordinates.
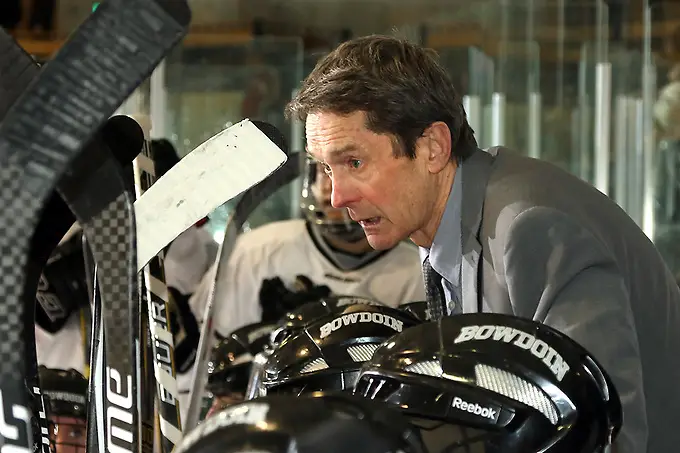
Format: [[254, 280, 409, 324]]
[[134, 119, 287, 271]]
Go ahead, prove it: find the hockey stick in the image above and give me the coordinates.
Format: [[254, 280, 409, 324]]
[[21, 193, 74, 453], [0, 26, 54, 453], [57, 116, 145, 453], [131, 120, 182, 453], [133, 119, 289, 272], [1, 31, 288, 278], [184, 149, 302, 430], [0, 2, 190, 453]]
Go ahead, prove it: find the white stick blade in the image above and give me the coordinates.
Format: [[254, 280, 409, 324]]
[[135, 119, 287, 271]]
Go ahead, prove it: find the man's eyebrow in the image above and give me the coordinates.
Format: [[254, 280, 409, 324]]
[[306, 144, 360, 161]]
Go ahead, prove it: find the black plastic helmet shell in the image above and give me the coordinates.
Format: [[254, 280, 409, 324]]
[[38, 366, 88, 419], [173, 392, 426, 453], [207, 321, 277, 396], [270, 295, 386, 346], [355, 313, 622, 453], [263, 303, 422, 394]]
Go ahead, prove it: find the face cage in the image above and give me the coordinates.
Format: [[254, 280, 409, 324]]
[[263, 368, 361, 397], [206, 364, 251, 399], [48, 418, 87, 453], [300, 158, 367, 243]]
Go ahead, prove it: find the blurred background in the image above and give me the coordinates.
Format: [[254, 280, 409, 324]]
[[4, 0, 680, 276]]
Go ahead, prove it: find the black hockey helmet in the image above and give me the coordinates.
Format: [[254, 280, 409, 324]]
[[207, 321, 277, 397], [269, 294, 386, 347], [39, 366, 88, 419], [355, 313, 622, 453], [173, 392, 427, 453], [262, 303, 422, 395]]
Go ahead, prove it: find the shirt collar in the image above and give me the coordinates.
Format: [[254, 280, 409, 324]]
[[419, 164, 463, 285]]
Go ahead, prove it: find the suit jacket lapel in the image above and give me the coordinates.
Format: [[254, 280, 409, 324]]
[[460, 147, 496, 313]]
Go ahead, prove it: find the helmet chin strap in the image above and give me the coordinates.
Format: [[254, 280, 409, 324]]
[[322, 223, 369, 244], [307, 221, 384, 272]]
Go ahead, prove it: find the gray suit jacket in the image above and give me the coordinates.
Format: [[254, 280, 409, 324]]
[[459, 147, 680, 453]]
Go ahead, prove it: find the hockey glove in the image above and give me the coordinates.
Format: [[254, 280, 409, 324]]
[[259, 275, 331, 322], [35, 231, 89, 333]]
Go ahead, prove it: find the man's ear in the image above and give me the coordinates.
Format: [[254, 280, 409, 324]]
[[421, 121, 452, 174]]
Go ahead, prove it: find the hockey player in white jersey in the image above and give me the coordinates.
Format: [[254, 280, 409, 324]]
[[189, 155, 425, 339]]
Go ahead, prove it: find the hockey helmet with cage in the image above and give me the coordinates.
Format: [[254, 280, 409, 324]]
[[354, 313, 622, 453], [300, 155, 366, 243], [262, 303, 422, 395], [173, 392, 427, 453], [39, 366, 88, 453], [207, 321, 277, 398]]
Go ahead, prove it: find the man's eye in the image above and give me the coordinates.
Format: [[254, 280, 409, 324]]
[[350, 159, 362, 169]]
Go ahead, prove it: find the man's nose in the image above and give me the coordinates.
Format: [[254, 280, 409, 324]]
[[330, 174, 358, 208]]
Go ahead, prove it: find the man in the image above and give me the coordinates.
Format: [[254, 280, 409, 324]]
[[287, 35, 680, 453], [188, 155, 425, 337]]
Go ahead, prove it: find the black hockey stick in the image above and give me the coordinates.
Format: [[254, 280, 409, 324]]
[[0, 27, 54, 453], [132, 131, 182, 452], [2, 28, 122, 453], [184, 144, 301, 430], [0, 2, 190, 452], [57, 116, 146, 453], [22, 194, 73, 453]]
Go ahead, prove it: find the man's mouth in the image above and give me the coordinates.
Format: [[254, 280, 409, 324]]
[[358, 217, 381, 227]]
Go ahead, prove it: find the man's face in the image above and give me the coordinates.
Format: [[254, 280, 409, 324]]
[[50, 415, 86, 453], [306, 111, 446, 250]]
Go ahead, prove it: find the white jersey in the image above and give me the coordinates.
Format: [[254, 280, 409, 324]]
[[189, 219, 426, 338], [165, 226, 218, 295], [35, 313, 86, 374]]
